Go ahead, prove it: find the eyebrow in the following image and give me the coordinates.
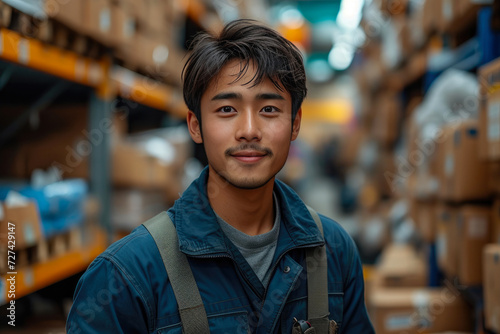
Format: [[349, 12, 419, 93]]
[[211, 92, 242, 101], [210, 92, 285, 101], [256, 93, 285, 100]]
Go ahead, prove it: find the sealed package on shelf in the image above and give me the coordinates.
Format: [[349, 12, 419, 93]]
[[18, 178, 87, 218], [437, 120, 491, 202], [369, 287, 474, 334], [478, 57, 500, 161], [0, 176, 88, 237], [456, 205, 491, 286], [0, 194, 44, 249], [409, 69, 480, 201], [483, 244, 500, 333]]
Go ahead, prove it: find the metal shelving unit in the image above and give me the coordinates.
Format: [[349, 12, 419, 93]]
[[0, 26, 187, 303]]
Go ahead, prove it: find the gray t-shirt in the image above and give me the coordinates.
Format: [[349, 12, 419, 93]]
[[215, 194, 280, 286]]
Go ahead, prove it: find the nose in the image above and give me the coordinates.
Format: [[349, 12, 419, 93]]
[[235, 110, 262, 142]]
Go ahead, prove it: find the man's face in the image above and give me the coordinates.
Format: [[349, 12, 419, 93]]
[[187, 60, 302, 189]]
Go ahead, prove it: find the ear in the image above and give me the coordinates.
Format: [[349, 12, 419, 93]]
[[291, 108, 302, 141], [187, 111, 203, 144]]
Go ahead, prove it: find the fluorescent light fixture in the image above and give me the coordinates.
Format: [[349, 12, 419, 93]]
[[337, 0, 365, 31], [328, 43, 355, 70], [280, 7, 305, 30]]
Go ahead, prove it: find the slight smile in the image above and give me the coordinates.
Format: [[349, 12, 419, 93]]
[[230, 150, 268, 163]]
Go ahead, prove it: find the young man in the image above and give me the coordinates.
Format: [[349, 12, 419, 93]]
[[66, 19, 374, 333]]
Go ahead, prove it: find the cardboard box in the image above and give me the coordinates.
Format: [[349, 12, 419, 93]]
[[376, 244, 427, 288], [416, 201, 436, 242], [82, 0, 113, 46], [375, 149, 397, 198], [457, 205, 491, 286], [109, 1, 134, 47], [372, 93, 401, 148], [483, 244, 500, 332], [479, 57, 500, 161], [436, 204, 458, 279], [422, 0, 440, 35], [439, 120, 491, 202], [112, 142, 176, 191], [490, 162, 500, 194], [423, 124, 456, 201], [437, 0, 461, 32], [119, 33, 183, 85], [0, 104, 132, 180], [483, 88, 500, 160], [0, 201, 44, 250], [459, 0, 493, 17], [369, 287, 474, 334], [111, 189, 168, 231], [144, 0, 167, 35], [493, 198, 500, 243], [45, 0, 84, 32], [124, 0, 146, 27]]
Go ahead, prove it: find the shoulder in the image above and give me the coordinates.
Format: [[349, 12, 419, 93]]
[[102, 224, 160, 264], [317, 214, 356, 251], [316, 213, 360, 281], [85, 224, 167, 299]]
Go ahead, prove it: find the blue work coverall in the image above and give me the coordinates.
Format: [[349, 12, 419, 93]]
[[66, 168, 374, 333]]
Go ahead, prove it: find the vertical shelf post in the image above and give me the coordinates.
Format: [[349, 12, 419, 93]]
[[89, 60, 115, 243]]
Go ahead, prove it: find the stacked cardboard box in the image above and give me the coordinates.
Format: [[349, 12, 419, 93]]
[[414, 200, 437, 243], [44, 0, 85, 33], [353, 1, 499, 331], [437, 120, 491, 202], [366, 244, 475, 334], [375, 244, 428, 288], [0, 201, 44, 273], [5, 0, 184, 85], [456, 206, 491, 286], [115, 0, 184, 85], [372, 92, 401, 148], [436, 0, 460, 32], [436, 204, 458, 279], [369, 287, 474, 334], [0, 201, 44, 250], [479, 58, 500, 163], [0, 104, 189, 203], [428, 119, 494, 286], [483, 244, 500, 332], [494, 198, 500, 244], [421, 0, 441, 35], [111, 189, 169, 231]]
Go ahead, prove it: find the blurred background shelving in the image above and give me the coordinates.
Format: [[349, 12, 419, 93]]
[[0, 0, 499, 333]]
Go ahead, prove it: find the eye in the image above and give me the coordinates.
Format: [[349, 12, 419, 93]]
[[261, 106, 278, 113], [218, 106, 236, 113]]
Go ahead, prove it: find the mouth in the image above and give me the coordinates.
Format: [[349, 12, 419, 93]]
[[230, 150, 268, 163]]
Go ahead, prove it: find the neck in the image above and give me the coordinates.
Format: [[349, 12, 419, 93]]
[[207, 167, 275, 236]]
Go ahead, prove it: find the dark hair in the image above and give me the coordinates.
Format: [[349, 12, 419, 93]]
[[182, 19, 307, 125]]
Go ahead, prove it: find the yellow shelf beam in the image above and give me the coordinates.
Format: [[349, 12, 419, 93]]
[[0, 28, 107, 87], [1, 227, 107, 304], [111, 65, 188, 119], [0, 28, 187, 116]]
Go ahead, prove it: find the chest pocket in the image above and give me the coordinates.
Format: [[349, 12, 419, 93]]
[[279, 292, 344, 333], [157, 311, 250, 334]]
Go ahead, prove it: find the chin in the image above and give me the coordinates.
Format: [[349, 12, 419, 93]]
[[220, 172, 275, 190], [230, 179, 271, 190]]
